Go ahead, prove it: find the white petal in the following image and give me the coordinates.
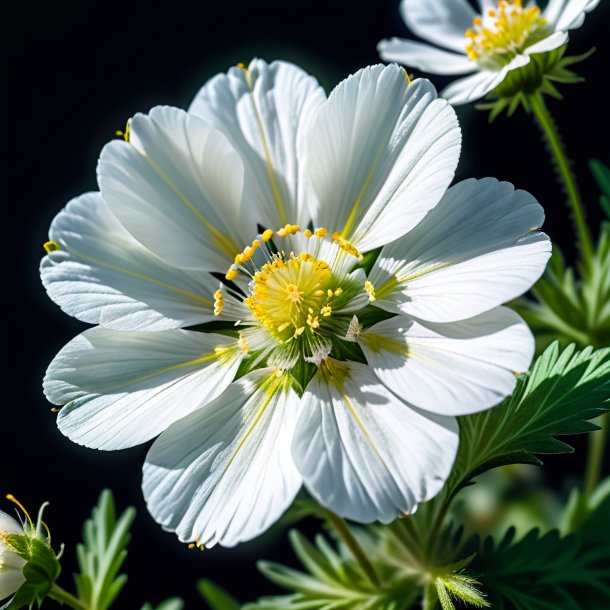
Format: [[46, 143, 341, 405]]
[[0, 568, 25, 601], [293, 361, 458, 523], [378, 38, 474, 74], [441, 55, 530, 105], [98, 106, 248, 271], [400, 0, 476, 53], [0, 511, 22, 535], [544, 0, 600, 31], [525, 31, 569, 55], [360, 307, 534, 416], [45, 328, 243, 450], [189, 59, 326, 229], [369, 178, 551, 322], [41, 192, 230, 331], [306, 67, 460, 251], [143, 370, 301, 547]]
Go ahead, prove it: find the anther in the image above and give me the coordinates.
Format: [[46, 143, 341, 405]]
[[43, 241, 60, 253], [364, 280, 376, 302], [262, 229, 274, 241]]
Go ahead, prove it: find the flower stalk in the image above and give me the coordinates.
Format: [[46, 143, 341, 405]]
[[321, 509, 381, 588], [528, 92, 594, 260], [48, 584, 89, 610]]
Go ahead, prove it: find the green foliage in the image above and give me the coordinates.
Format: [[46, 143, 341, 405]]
[[140, 598, 184, 610], [6, 537, 61, 609], [590, 158, 610, 219], [444, 342, 610, 500], [73, 489, 136, 610], [472, 491, 610, 609], [515, 225, 610, 349], [244, 530, 417, 610], [197, 579, 240, 610], [477, 46, 594, 121]]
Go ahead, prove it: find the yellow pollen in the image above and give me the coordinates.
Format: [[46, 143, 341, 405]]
[[262, 229, 274, 241], [314, 227, 328, 238], [364, 280, 376, 302], [303, 229, 313, 238], [225, 268, 238, 281], [213, 289, 224, 317], [43, 240, 60, 253], [285, 284, 301, 303], [115, 119, 131, 142]]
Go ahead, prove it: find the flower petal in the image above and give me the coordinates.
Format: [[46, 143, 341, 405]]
[[189, 59, 326, 229], [440, 55, 530, 105], [400, 0, 476, 53], [143, 370, 301, 547], [98, 106, 248, 271], [544, 0, 600, 31], [0, 511, 22, 535], [525, 31, 569, 55], [45, 328, 243, 450], [0, 568, 26, 601], [369, 178, 551, 322], [378, 38, 474, 74], [360, 307, 534, 416], [306, 67, 460, 251], [41, 192, 235, 330], [293, 360, 458, 523]]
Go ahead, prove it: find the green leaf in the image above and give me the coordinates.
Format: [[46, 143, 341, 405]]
[[590, 158, 610, 219], [473, 494, 610, 609], [74, 489, 136, 610], [7, 538, 61, 609], [444, 342, 610, 499], [197, 580, 240, 610], [244, 530, 417, 610], [140, 598, 184, 610]]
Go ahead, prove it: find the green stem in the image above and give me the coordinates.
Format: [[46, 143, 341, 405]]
[[48, 584, 89, 610], [426, 499, 451, 561], [528, 92, 594, 261], [322, 510, 381, 588], [584, 412, 609, 499]]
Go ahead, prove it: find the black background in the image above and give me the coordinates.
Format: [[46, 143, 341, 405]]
[[4, 1, 609, 608]]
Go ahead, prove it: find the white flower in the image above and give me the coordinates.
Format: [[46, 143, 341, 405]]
[[42, 60, 550, 548], [378, 0, 599, 104], [0, 510, 26, 602]]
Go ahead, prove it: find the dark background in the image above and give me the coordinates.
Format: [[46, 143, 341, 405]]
[[4, 1, 609, 608]]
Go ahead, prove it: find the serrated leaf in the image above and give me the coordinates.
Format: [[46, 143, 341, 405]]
[[197, 579, 240, 610], [473, 496, 610, 609], [444, 342, 610, 499], [74, 489, 136, 610]]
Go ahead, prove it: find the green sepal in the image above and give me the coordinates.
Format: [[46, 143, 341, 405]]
[[197, 579, 240, 610], [6, 537, 61, 609], [476, 46, 595, 121]]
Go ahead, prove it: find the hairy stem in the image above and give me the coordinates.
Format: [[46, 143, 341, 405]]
[[49, 584, 89, 610], [528, 92, 594, 261], [322, 510, 381, 588]]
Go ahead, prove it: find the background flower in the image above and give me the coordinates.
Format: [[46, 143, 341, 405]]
[[378, 0, 600, 104]]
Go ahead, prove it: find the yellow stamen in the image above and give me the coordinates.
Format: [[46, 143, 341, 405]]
[[262, 229, 274, 242], [6, 494, 33, 527], [43, 240, 60, 253], [225, 268, 238, 281], [364, 280, 376, 302]]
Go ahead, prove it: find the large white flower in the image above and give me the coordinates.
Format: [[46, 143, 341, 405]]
[[0, 510, 26, 603], [42, 59, 550, 548], [378, 0, 599, 104]]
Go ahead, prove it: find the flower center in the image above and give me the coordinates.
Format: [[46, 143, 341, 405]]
[[465, 0, 549, 66], [245, 253, 341, 340]]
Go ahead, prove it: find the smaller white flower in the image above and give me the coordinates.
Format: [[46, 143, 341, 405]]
[[379, 0, 599, 104], [0, 509, 26, 603]]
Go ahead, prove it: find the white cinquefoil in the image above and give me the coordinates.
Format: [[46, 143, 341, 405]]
[[378, 0, 599, 104], [42, 60, 551, 547]]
